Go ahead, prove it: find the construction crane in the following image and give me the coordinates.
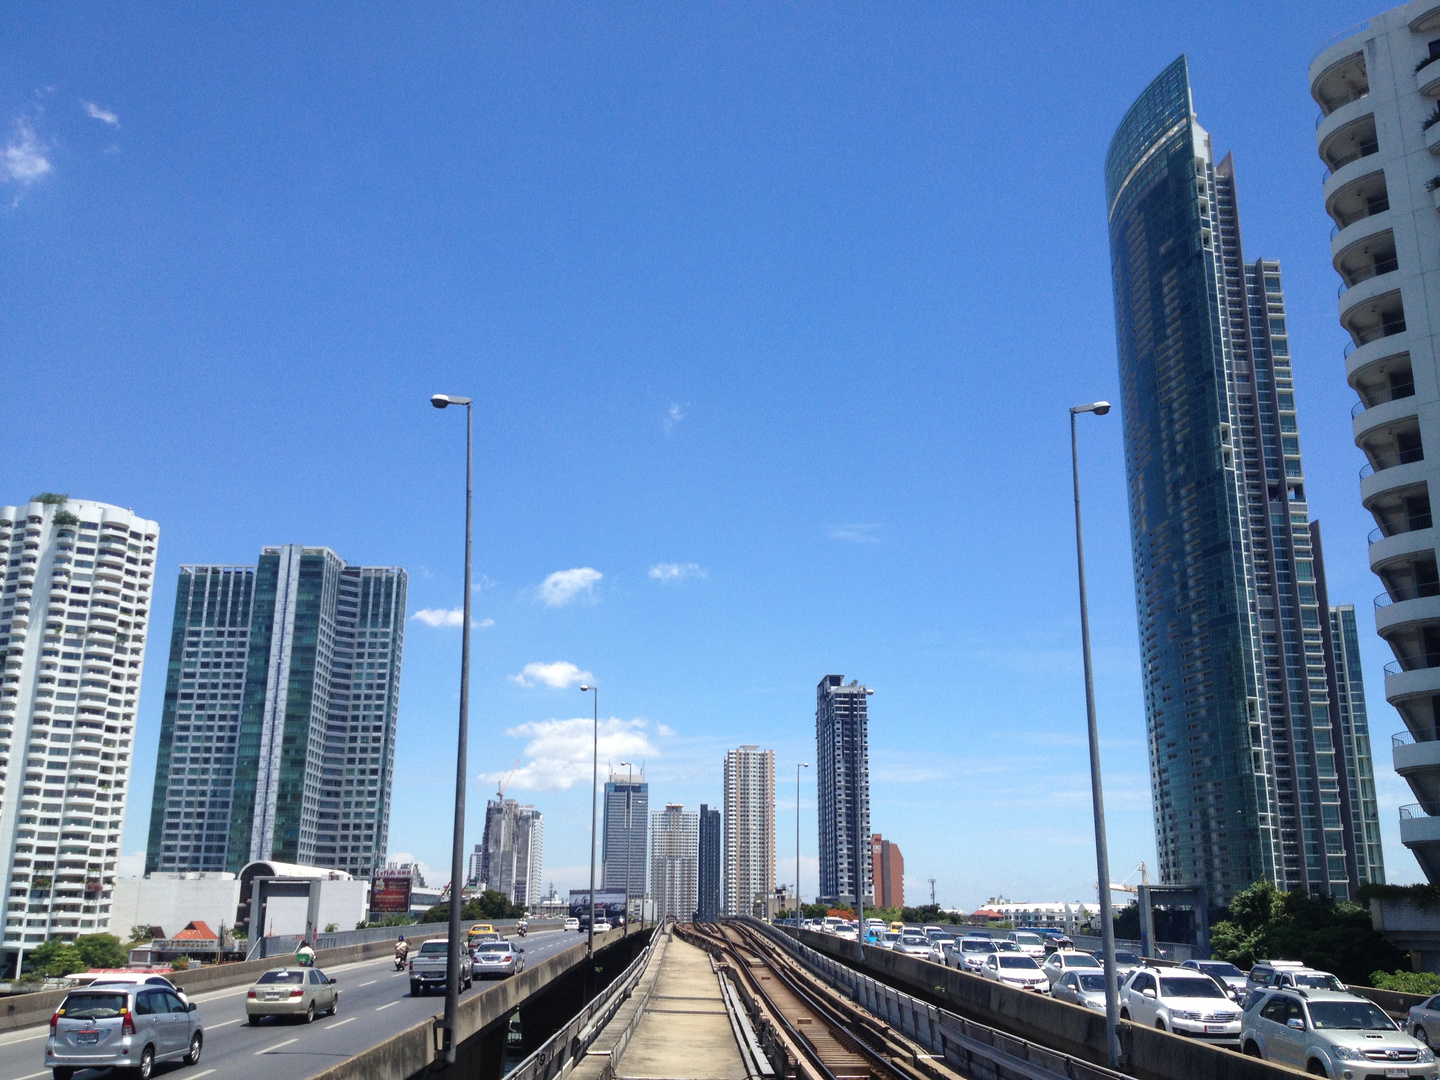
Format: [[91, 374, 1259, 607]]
[[1096, 861, 1150, 897], [495, 757, 521, 799]]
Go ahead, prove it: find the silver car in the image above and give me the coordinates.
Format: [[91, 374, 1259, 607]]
[[246, 966, 339, 1023], [473, 940, 526, 978], [46, 984, 203, 1080], [953, 937, 998, 972], [1052, 971, 1109, 1011], [1409, 994, 1440, 1047], [894, 933, 933, 958], [1243, 989, 1436, 1077]]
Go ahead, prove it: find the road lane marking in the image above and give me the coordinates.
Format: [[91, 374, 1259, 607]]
[[210, 1018, 243, 1028], [325, 1017, 357, 1030], [12, 1071, 50, 1079], [359, 980, 376, 987], [375, 1002, 398, 1011], [256, 1037, 299, 1054], [0, 1032, 47, 1048], [190, 1070, 217, 1079]]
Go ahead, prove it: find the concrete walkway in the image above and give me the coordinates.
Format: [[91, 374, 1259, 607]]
[[615, 936, 748, 1080]]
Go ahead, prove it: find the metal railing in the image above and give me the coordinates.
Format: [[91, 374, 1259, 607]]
[[1360, 445, 1424, 479], [1317, 88, 1371, 127], [1401, 803, 1430, 820], [1375, 582, 1440, 608], [1323, 143, 1379, 184], [505, 923, 665, 1080], [1311, 20, 1369, 63], [1339, 257, 1399, 297], [1355, 385, 1416, 418], [1395, 730, 1419, 748]]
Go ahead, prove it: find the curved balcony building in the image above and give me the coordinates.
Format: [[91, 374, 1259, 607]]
[[1107, 57, 1384, 904], [1313, 3, 1440, 883]]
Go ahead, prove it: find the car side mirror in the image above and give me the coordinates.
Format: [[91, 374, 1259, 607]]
[[1142, 989, 1156, 999], [1287, 1018, 1305, 1030], [187, 1002, 197, 1012], [330, 977, 338, 984]]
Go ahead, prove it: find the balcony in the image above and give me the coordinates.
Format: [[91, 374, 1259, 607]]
[[1349, 331, 1414, 384], [1318, 95, 1376, 150], [1310, 30, 1367, 89], [1341, 288, 1406, 349], [1330, 197, 1390, 246], [1371, 526, 1438, 575], [1400, 805, 1440, 882], [1351, 352, 1413, 412], [1359, 443, 1424, 480], [1374, 591, 1440, 636], [1321, 114, 1380, 174], [1354, 394, 1419, 445]]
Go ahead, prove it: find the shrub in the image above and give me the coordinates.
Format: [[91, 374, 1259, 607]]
[[1372, 969, 1440, 994]]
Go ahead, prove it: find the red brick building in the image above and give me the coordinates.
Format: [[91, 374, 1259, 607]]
[[870, 833, 904, 909]]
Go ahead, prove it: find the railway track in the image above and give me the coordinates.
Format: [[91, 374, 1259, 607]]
[[679, 920, 967, 1080]]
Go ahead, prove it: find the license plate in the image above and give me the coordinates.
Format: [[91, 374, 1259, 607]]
[[1204, 1025, 1228, 1033], [1385, 1070, 1407, 1078], [76, 1031, 99, 1044]]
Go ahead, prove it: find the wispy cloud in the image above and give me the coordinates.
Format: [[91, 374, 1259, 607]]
[[481, 717, 660, 791], [83, 101, 118, 125], [510, 660, 592, 689], [829, 523, 881, 543], [648, 562, 706, 583], [540, 567, 602, 607], [663, 403, 687, 434], [3, 120, 51, 188], [411, 608, 493, 628]]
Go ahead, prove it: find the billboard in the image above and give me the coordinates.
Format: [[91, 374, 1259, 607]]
[[370, 871, 413, 915], [568, 889, 627, 921]]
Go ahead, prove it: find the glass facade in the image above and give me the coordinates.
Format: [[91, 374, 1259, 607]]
[[147, 545, 406, 877], [1107, 57, 1382, 903], [601, 770, 648, 898]]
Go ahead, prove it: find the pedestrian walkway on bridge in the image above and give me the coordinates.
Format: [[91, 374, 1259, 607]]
[[571, 932, 749, 1080]]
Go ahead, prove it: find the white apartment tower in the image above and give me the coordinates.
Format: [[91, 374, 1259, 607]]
[[723, 745, 774, 916], [479, 798, 544, 907], [1311, 4, 1440, 882], [651, 803, 698, 922], [0, 497, 158, 959]]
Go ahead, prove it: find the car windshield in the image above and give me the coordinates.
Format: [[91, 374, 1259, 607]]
[[1198, 963, 1244, 978], [257, 970, 305, 985], [61, 992, 127, 1020], [1294, 973, 1345, 991], [418, 942, 448, 955], [1160, 977, 1227, 999], [1013, 934, 1042, 945], [901, 936, 926, 945], [995, 942, 1021, 952], [932, 934, 954, 943], [999, 956, 1041, 970], [480, 944, 513, 955], [1308, 1001, 1396, 1031], [963, 941, 995, 952], [1065, 954, 1101, 968], [1077, 974, 1108, 992], [1113, 951, 1141, 965]]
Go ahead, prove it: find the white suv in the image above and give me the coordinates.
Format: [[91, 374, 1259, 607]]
[[1120, 967, 1242, 1045], [1242, 989, 1436, 1078]]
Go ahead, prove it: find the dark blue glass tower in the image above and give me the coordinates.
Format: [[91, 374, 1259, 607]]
[[1107, 57, 1382, 903]]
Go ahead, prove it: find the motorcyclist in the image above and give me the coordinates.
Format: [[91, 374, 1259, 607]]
[[394, 936, 409, 968], [517, 919, 528, 938], [295, 940, 316, 967]]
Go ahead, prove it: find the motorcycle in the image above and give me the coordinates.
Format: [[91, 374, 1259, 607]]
[[394, 946, 409, 971], [517, 924, 528, 938]]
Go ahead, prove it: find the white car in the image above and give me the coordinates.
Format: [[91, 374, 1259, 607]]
[[1244, 988, 1436, 1077], [564, 917, 580, 932], [875, 932, 903, 951], [593, 920, 611, 933], [1120, 967, 1242, 1045], [1178, 959, 1248, 1000], [978, 953, 1049, 993], [1040, 950, 1103, 987], [952, 937, 999, 972], [926, 934, 956, 962], [85, 972, 191, 1007], [1005, 931, 1047, 959], [1052, 971, 1110, 1011]]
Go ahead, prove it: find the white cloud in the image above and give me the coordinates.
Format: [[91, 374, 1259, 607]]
[[828, 523, 881, 543], [3, 120, 51, 185], [83, 101, 118, 125], [481, 717, 660, 791], [664, 402, 687, 434], [385, 852, 432, 883], [540, 567, 602, 607], [411, 608, 492, 628], [649, 562, 705, 583], [655, 723, 675, 737], [510, 660, 592, 689]]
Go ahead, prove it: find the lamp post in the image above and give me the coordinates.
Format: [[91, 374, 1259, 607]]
[[619, 760, 634, 937], [580, 683, 598, 955], [1070, 400, 1122, 1070], [429, 392, 474, 1066], [796, 763, 808, 919]]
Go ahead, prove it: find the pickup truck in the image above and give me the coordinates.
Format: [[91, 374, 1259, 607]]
[[408, 939, 473, 996]]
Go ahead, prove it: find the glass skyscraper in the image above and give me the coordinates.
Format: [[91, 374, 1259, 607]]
[[697, 803, 721, 921], [146, 544, 406, 877], [1107, 57, 1383, 903]]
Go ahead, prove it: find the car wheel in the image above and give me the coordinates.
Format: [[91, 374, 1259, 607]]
[[248, 1015, 261, 1026], [52, 1069, 73, 1080], [1418, 1026, 1431, 1048], [1306, 1062, 1329, 1077], [330, 993, 339, 1017], [184, 1032, 203, 1066], [1155, 1019, 1167, 1031], [305, 1001, 316, 1024], [1119, 1009, 1130, 1021], [1243, 1041, 1262, 1058], [134, 1044, 155, 1080], [411, 982, 420, 996]]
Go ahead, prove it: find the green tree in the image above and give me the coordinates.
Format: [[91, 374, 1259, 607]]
[[1210, 880, 1405, 984], [1112, 901, 1141, 939], [29, 939, 87, 978], [799, 903, 829, 919], [1372, 970, 1440, 994], [73, 934, 127, 969], [127, 925, 153, 946]]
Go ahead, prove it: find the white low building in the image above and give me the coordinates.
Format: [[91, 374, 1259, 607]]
[[981, 898, 1089, 935], [109, 873, 241, 939]]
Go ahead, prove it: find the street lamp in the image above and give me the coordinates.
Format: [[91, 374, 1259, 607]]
[[429, 391, 474, 1066], [1070, 400, 1122, 1070], [580, 683, 598, 955], [619, 760, 634, 937], [796, 763, 808, 919]]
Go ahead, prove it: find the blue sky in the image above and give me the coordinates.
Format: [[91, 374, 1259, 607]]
[[3, 1, 1415, 908]]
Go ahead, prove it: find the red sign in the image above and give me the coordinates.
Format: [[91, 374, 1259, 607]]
[[370, 874, 412, 914]]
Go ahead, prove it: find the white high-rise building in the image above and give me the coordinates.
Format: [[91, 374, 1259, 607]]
[[479, 798, 543, 907], [651, 803, 698, 921], [1311, 5, 1440, 882], [723, 745, 773, 916], [0, 496, 159, 959]]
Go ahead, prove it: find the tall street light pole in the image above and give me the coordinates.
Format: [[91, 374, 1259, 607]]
[[1070, 400, 1122, 1070], [429, 392, 474, 1066], [796, 763, 808, 919], [619, 760, 634, 937], [580, 684, 598, 956]]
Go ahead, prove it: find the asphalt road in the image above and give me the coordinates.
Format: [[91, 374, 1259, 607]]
[[0, 928, 583, 1080]]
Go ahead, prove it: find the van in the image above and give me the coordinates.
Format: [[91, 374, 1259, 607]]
[[46, 984, 204, 1080]]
